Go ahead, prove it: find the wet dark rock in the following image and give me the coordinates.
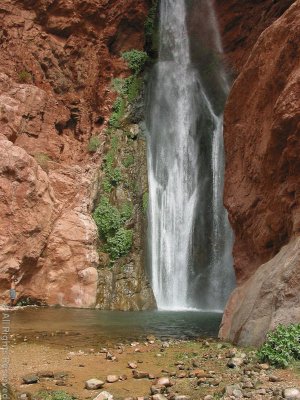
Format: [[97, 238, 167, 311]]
[[22, 375, 39, 384]]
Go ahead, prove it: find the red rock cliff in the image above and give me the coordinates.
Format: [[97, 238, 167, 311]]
[[217, 0, 300, 344], [0, 0, 149, 307]]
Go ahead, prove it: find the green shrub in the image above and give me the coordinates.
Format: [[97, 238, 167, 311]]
[[257, 324, 300, 368], [34, 390, 76, 400], [18, 70, 32, 83], [120, 202, 133, 222], [34, 152, 51, 172], [125, 76, 143, 102], [87, 136, 100, 153], [109, 97, 126, 128], [122, 154, 134, 168], [106, 227, 133, 260], [107, 167, 122, 185], [102, 177, 112, 193], [93, 197, 121, 239], [112, 76, 143, 103], [122, 50, 149, 75], [93, 198, 133, 261]]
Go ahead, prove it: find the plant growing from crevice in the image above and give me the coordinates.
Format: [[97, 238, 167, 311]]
[[257, 324, 300, 368], [87, 136, 101, 153], [106, 227, 133, 260], [18, 70, 32, 83], [109, 96, 126, 128], [122, 154, 134, 168], [142, 192, 149, 214], [101, 135, 122, 190], [122, 50, 149, 75], [93, 197, 133, 261]]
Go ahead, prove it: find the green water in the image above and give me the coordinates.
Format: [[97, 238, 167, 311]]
[[10, 308, 222, 348]]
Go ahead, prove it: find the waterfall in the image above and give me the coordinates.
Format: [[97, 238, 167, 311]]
[[146, 0, 235, 311]]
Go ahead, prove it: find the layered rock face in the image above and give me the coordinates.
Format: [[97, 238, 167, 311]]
[[0, 0, 154, 307], [219, 1, 300, 344]]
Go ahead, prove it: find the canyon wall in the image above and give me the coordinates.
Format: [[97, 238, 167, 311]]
[[0, 0, 155, 308], [217, 0, 300, 345]]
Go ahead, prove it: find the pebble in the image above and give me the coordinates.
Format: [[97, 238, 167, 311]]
[[55, 380, 67, 386], [269, 375, 282, 382], [259, 363, 270, 370], [106, 375, 119, 383], [93, 391, 113, 400], [132, 370, 149, 379], [283, 388, 300, 399], [151, 385, 165, 395], [147, 335, 156, 342], [232, 389, 243, 398], [85, 379, 105, 390], [152, 395, 167, 400], [174, 396, 191, 400], [227, 357, 244, 368], [156, 377, 172, 387], [128, 362, 138, 369]]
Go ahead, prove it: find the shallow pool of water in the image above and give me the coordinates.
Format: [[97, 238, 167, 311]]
[[9, 308, 222, 348]]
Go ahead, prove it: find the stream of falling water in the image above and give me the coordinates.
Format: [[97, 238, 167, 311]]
[[146, 0, 235, 310]]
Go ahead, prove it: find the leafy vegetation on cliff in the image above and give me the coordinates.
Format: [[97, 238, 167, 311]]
[[122, 50, 149, 75], [93, 2, 158, 266], [257, 324, 300, 368], [93, 197, 133, 261]]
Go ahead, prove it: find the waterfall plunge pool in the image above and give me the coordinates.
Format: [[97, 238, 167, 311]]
[[10, 308, 222, 348]]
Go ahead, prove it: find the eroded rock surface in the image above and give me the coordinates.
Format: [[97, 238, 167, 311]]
[[0, 0, 153, 308], [220, 237, 300, 346], [220, 1, 300, 343]]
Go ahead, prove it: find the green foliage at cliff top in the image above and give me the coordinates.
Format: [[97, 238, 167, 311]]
[[257, 324, 300, 368]]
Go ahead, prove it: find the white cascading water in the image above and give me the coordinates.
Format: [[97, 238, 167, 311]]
[[146, 0, 235, 311]]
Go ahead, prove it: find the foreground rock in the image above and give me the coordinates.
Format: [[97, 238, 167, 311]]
[[220, 237, 300, 345], [22, 375, 39, 384], [283, 388, 300, 399], [85, 379, 105, 390], [93, 392, 113, 400]]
